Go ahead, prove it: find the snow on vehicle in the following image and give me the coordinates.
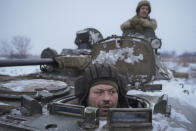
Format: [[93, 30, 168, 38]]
[[0, 28, 173, 130]]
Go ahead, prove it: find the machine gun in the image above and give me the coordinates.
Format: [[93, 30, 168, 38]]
[[0, 47, 92, 74], [0, 58, 55, 67]]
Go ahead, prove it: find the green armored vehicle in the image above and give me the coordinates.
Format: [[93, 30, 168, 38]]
[[0, 28, 172, 130], [0, 28, 171, 83]]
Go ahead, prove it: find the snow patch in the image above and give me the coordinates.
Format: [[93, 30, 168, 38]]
[[152, 113, 189, 131], [1, 79, 67, 92], [152, 108, 191, 131], [89, 32, 101, 44], [115, 40, 121, 48], [96, 120, 107, 131], [132, 38, 141, 42], [170, 109, 191, 124], [128, 78, 196, 109], [0, 66, 40, 76], [0, 102, 9, 105], [92, 47, 143, 65]]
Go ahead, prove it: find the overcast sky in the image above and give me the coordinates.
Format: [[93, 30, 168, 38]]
[[0, 0, 196, 55]]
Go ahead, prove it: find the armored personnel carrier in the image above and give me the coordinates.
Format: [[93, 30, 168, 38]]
[[0, 28, 171, 84], [0, 28, 172, 130]]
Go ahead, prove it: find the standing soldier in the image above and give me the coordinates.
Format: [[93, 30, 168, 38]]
[[121, 0, 157, 39]]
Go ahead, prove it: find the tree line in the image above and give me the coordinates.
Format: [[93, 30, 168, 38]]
[[160, 51, 196, 63], [0, 36, 31, 58]]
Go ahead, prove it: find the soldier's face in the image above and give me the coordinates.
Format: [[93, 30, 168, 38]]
[[87, 84, 118, 116], [139, 5, 149, 18]]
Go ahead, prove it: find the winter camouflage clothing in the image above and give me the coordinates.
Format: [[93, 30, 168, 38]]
[[121, 0, 157, 38], [121, 15, 157, 38], [121, 15, 157, 32]]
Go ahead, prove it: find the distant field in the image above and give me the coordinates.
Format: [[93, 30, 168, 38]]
[[161, 56, 196, 78]]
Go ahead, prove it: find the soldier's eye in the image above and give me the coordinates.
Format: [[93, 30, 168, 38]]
[[109, 90, 117, 95], [94, 90, 103, 95]]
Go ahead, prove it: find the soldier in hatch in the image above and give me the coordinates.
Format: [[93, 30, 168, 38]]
[[75, 64, 129, 116], [121, 0, 157, 39]]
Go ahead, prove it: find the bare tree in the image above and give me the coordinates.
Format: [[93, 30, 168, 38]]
[[0, 40, 13, 57], [11, 36, 31, 58]]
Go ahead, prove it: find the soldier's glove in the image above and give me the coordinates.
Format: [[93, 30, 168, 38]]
[[135, 24, 143, 32], [140, 18, 157, 30], [130, 18, 141, 26]]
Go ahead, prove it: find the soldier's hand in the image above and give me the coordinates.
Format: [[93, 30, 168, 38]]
[[130, 17, 141, 26], [140, 18, 157, 30], [140, 18, 149, 26]]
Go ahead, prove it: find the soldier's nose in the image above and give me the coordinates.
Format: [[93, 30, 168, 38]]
[[103, 92, 110, 101]]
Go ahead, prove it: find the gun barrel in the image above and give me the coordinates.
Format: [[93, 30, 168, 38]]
[[0, 58, 55, 67]]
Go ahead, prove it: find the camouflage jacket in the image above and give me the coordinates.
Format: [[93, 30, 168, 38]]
[[120, 15, 157, 38]]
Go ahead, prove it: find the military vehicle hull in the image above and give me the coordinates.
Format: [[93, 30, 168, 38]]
[[0, 70, 170, 131], [1, 77, 195, 130], [0, 31, 175, 130]]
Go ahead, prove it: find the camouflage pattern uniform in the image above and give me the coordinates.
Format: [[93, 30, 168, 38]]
[[121, 0, 157, 39]]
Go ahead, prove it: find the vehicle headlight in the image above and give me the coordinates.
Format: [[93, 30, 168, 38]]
[[151, 39, 162, 49]]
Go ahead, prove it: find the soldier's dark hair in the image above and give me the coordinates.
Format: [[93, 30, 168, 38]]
[[74, 64, 129, 108]]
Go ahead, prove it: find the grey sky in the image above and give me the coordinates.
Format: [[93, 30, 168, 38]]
[[0, 0, 196, 55]]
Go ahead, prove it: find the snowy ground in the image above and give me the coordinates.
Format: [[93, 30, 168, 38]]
[[128, 61, 196, 131], [0, 60, 196, 130], [0, 66, 40, 76], [128, 78, 196, 131]]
